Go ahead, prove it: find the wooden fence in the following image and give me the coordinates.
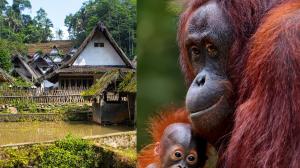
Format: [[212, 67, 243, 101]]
[[0, 88, 91, 104]]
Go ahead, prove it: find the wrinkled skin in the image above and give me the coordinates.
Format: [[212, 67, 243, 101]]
[[184, 1, 234, 146]]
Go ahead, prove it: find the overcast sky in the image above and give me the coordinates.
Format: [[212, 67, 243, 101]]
[[7, 0, 88, 40]]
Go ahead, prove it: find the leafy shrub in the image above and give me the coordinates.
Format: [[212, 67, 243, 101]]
[[10, 99, 38, 113], [13, 78, 33, 88], [41, 135, 96, 168], [0, 42, 12, 72], [0, 145, 45, 168], [0, 148, 30, 167], [0, 135, 136, 168], [41, 147, 81, 168], [62, 104, 91, 113], [92, 146, 136, 168], [0, 39, 27, 72]]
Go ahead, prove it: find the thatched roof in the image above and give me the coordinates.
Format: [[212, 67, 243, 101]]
[[12, 54, 41, 82], [81, 69, 136, 97], [56, 66, 132, 74], [81, 70, 121, 96], [26, 40, 75, 57], [0, 68, 14, 83], [118, 72, 136, 93]]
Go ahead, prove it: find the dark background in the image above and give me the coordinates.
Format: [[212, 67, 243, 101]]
[[137, 0, 187, 150]]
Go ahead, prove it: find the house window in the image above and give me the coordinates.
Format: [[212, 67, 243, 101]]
[[94, 42, 104, 47]]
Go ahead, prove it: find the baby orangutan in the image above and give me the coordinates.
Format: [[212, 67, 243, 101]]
[[138, 109, 207, 168]]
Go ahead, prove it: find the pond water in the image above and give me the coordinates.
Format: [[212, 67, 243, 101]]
[[0, 121, 133, 146]]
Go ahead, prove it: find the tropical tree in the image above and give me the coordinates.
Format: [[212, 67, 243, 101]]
[[0, 0, 7, 11], [34, 8, 53, 42], [0, 40, 12, 72], [5, 6, 22, 32], [12, 0, 31, 15], [56, 29, 64, 40], [0, 0, 54, 72]]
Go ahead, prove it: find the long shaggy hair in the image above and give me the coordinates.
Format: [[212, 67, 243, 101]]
[[224, 1, 300, 167], [178, 0, 300, 167], [137, 109, 191, 168]]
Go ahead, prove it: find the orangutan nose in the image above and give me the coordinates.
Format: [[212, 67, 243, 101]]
[[177, 165, 187, 168], [196, 74, 206, 86], [186, 69, 227, 114]]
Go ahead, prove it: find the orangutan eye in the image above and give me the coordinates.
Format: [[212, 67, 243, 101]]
[[191, 46, 200, 55], [190, 46, 201, 61], [205, 42, 217, 57], [186, 153, 198, 165], [171, 150, 183, 161]]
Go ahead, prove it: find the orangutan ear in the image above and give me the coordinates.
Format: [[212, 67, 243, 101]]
[[154, 142, 161, 156]]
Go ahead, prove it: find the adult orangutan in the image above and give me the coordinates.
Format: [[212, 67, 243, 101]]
[[178, 0, 300, 167]]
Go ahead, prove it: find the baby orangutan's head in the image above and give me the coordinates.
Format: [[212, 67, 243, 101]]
[[155, 123, 207, 168]]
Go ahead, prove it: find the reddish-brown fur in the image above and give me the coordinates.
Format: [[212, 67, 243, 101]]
[[137, 109, 190, 168], [179, 0, 300, 167]]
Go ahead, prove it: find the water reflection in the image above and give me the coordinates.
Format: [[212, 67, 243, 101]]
[[0, 121, 133, 145]]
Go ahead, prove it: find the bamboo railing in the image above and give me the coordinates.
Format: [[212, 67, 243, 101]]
[[0, 88, 90, 104]]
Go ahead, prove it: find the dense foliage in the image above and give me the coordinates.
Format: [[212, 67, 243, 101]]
[[0, 0, 53, 72], [0, 0, 53, 43], [65, 0, 136, 59], [0, 135, 136, 168], [10, 77, 32, 87], [41, 135, 95, 167], [0, 39, 27, 72]]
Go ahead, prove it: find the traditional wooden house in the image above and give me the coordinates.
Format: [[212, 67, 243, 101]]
[[26, 41, 76, 72], [45, 46, 63, 66], [11, 54, 41, 83], [45, 22, 133, 89], [29, 53, 53, 75], [83, 70, 136, 125]]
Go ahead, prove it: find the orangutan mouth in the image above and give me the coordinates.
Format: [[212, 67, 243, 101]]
[[190, 96, 224, 117]]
